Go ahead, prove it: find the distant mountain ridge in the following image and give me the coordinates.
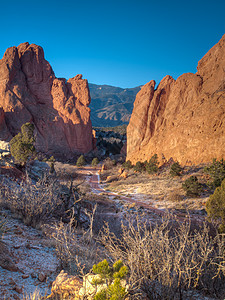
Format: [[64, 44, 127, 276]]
[[89, 83, 141, 127]]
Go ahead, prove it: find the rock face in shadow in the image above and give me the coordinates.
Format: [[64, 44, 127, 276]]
[[127, 34, 225, 165], [0, 43, 93, 157]]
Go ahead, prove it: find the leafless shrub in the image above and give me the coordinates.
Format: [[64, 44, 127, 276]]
[[104, 157, 117, 169], [45, 207, 106, 276], [99, 213, 225, 299], [168, 191, 184, 202], [0, 175, 67, 228], [83, 204, 97, 242]]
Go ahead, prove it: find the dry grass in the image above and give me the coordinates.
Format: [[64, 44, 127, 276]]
[[99, 212, 225, 299], [102, 165, 210, 213], [23, 289, 44, 300], [44, 212, 106, 277]]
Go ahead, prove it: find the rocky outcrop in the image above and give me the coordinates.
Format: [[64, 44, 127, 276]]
[[127, 34, 225, 165], [0, 43, 93, 157]]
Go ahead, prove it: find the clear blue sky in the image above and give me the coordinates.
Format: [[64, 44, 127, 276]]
[[0, 0, 224, 88]]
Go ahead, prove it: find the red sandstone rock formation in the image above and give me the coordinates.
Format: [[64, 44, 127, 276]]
[[127, 34, 225, 165], [0, 43, 93, 157]]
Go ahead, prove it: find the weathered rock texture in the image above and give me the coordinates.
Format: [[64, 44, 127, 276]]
[[0, 42, 93, 157], [47, 270, 82, 299], [127, 34, 225, 165]]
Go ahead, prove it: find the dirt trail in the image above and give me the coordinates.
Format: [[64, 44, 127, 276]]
[[87, 169, 207, 226], [55, 163, 206, 224], [88, 169, 165, 215]]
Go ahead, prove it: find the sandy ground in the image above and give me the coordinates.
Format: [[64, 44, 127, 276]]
[[54, 162, 208, 223], [0, 209, 60, 299]]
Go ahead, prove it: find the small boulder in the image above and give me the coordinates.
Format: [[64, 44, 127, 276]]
[[0, 242, 19, 272], [79, 273, 107, 299], [118, 167, 124, 175], [0, 140, 10, 152], [38, 271, 47, 282], [120, 171, 128, 179], [47, 270, 82, 299], [101, 164, 106, 172]]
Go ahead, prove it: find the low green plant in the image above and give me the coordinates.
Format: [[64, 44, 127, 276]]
[[206, 178, 225, 232], [145, 154, 159, 174], [92, 157, 99, 166], [204, 158, 225, 189], [133, 161, 145, 172], [92, 259, 128, 300], [49, 155, 55, 163], [111, 159, 117, 166], [182, 176, 202, 197], [122, 160, 133, 169], [170, 162, 182, 177], [76, 155, 86, 167], [9, 122, 36, 165]]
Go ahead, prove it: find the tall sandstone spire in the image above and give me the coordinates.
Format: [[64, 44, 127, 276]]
[[0, 42, 93, 157], [127, 34, 225, 165]]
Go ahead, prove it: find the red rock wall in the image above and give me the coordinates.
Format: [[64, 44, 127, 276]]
[[127, 34, 225, 165], [0, 43, 93, 157]]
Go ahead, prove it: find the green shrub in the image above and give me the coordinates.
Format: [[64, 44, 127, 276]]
[[111, 159, 117, 166], [92, 157, 99, 166], [206, 178, 225, 232], [204, 158, 225, 189], [92, 259, 127, 300], [182, 176, 202, 197], [145, 154, 159, 174], [9, 122, 35, 165], [170, 162, 182, 177], [49, 156, 55, 163], [122, 160, 133, 169], [133, 161, 145, 172], [76, 155, 86, 167]]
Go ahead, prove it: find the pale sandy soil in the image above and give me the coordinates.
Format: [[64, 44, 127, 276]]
[[100, 165, 209, 217], [0, 209, 60, 299], [53, 162, 208, 218]]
